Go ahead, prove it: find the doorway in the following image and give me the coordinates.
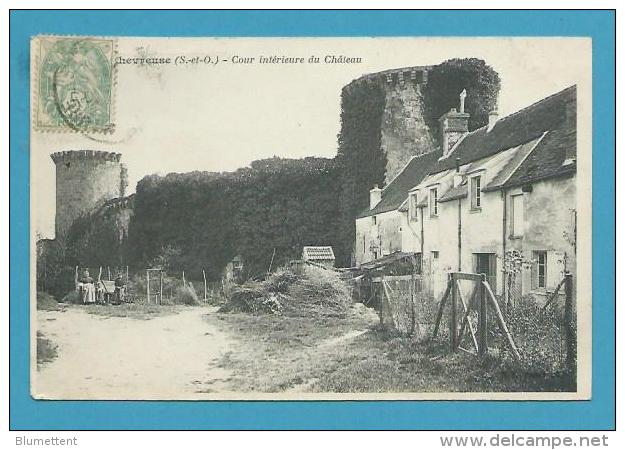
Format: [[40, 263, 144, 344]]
[[474, 253, 497, 291]]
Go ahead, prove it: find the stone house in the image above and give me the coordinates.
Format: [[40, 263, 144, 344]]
[[354, 151, 441, 265], [355, 85, 577, 302]]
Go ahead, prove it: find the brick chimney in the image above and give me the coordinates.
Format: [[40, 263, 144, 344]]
[[439, 89, 470, 157], [487, 110, 499, 131], [370, 184, 382, 209]]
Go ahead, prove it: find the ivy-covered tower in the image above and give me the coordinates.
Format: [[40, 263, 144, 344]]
[[51, 150, 127, 238], [341, 66, 436, 184]]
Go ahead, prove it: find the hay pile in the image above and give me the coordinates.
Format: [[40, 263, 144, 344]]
[[219, 266, 352, 317]]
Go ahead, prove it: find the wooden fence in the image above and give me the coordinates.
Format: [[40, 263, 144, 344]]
[[372, 270, 576, 370]]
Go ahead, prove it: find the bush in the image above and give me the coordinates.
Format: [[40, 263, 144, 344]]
[[174, 284, 199, 306], [36, 332, 58, 365], [61, 289, 80, 304], [37, 291, 60, 310], [501, 295, 568, 374], [125, 272, 197, 305]]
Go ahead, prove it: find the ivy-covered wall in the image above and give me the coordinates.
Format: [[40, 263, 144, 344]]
[[41, 58, 501, 292]]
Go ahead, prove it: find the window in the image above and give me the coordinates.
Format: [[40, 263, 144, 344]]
[[533, 251, 547, 288], [510, 194, 524, 237], [471, 175, 482, 210], [372, 216, 376, 225], [430, 188, 438, 217], [410, 192, 419, 220], [431, 250, 439, 259]]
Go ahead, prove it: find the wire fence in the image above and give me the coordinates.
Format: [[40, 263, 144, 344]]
[[359, 271, 576, 373]]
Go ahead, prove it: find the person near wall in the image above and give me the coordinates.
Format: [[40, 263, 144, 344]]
[[113, 272, 126, 305], [78, 269, 96, 304]]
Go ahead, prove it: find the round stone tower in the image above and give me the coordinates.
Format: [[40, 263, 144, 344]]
[[343, 65, 437, 184], [51, 150, 125, 238]]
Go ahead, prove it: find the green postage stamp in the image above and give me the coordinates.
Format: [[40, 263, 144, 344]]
[[33, 36, 116, 133]]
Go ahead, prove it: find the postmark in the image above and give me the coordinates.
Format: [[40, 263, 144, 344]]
[[34, 36, 116, 133]]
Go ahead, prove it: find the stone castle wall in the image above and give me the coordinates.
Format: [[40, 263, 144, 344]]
[[51, 150, 124, 237], [345, 66, 439, 184]]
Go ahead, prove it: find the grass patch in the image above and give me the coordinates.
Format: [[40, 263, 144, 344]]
[[37, 291, 61, 311], [36, 331, 58, 366], [316, 332, 575, 393], [82, 303, 182, 320], [213, 306, 574, 393], [212, 304, 379, 392]]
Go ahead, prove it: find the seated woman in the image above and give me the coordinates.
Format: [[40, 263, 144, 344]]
[[78, 269, 96, 304]]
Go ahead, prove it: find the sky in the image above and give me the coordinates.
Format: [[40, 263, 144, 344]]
[[31, 37, 591, 238]]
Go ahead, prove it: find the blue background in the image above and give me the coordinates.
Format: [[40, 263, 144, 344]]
[[9, 10, 615, 430]]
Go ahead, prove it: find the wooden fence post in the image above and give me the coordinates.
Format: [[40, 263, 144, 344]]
[[146, 270, 150, 304], [478, 274, 488, 356], [564, 272, 576, 372], [410, 256, 417, 336], [203, 270, 207, 302], [160, 270, 163, 306], [449, 273, 457, 351]]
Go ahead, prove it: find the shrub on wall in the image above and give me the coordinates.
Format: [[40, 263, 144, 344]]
[[336, 81, 387, 265], [124, 156, 342, 281], [423, 58, 501, 132]]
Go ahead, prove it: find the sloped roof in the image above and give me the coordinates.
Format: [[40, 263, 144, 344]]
[[357, 150, 442, 218], [439, 182, 468, 203], [432, 85, 576, 175], [302, 246, 335, 261], [359, 251, 417, 270], [482, 137, 543, 192], [503, 128, 576, 188]]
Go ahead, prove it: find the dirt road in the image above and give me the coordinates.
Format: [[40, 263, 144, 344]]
[[34, 306, 234, 400]]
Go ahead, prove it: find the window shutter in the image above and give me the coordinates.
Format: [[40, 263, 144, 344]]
[[547, 251, 566, 288]]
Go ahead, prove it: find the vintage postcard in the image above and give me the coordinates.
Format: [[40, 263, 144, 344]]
[[30, 36, 592, 400]]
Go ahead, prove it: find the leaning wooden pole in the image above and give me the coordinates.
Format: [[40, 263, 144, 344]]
[[457, 282, 479, 347], [268, 248, 276, 274], [456, 280, 479, 353], [449, 273, 458, 351], [478, 274, 488, 356], [432, 281, 451, 338], [483, 280, 521, 360]]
